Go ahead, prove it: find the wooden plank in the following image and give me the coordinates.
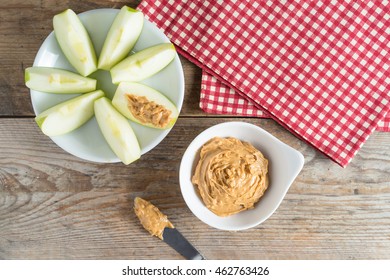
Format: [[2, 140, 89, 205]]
[[1, 118, 390, 259]]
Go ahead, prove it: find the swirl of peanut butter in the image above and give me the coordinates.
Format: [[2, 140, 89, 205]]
[[192, 137, 269, 217], [134, 197, 174, 239]]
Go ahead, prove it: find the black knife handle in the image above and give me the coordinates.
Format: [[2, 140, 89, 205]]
[[163, 227, 206, 260]]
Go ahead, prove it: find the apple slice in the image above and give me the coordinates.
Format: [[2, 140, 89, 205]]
[[110, 43, 176, 84], [94, 97, 140, 165], [25, 67, 97, 94], [35, 90, 104, 136], [112, 82, 178, 129], [53, 9, 97, 76], [98, 6, 144, 70]]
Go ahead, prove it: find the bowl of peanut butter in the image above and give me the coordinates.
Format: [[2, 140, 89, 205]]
[[179, 121, 304, 230]]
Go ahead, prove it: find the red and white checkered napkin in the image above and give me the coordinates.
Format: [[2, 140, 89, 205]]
[[138, 0, 390, 167], [200, 72, 390, 131]]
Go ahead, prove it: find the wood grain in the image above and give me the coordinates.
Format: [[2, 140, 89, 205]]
[[1, 0, 390, 260], [1, 118, 390, 259]]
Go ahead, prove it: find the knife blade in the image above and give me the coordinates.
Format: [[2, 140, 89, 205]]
[[162, 227, 205, 260], [133, 197, 206, 260]]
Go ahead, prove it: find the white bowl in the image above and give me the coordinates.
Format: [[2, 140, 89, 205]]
[[30, 9, 184, 163], [179, 121, 304, 231]]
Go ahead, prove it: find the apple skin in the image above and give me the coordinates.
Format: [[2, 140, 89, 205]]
[[110, 43, 176, 84], [98, 6, 144, 70], [112, 82, 179, 130], [25, 67, 97, 94], [53, 9, 97, 76], [35, 90, 104, 137], [94, 97, 141, 165]]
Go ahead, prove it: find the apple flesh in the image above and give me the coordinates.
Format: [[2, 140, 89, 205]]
[[112, 82, 178, 129], [53, 9, 97, 76], [94, 97, 141, 165], [35, 90, 104, 137], [25, 67, 97, 94], [110, 43, 176, 84], [98, 6, 144, 70]]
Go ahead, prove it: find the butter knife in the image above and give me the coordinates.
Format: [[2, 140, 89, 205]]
[[162, 227, 205, 260], [134, 197, 205, 260]]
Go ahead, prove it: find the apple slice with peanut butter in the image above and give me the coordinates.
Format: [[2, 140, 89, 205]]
[[112, 81, 179, 129]]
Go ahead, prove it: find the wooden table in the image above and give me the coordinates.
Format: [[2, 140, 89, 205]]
[[1, 0, 390, 260]]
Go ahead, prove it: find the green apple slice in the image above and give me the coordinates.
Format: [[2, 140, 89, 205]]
[[53, 9, 97, 76], [25, 67, 97, 94], [98, 6, 144, 70], [110, 43, 176, 84], [35, 90, 104, 136], [112, 82, 178, 129], [94, 97, 140, 165]]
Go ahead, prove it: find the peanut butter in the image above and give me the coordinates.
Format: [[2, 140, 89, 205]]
[[134, 197, 174, 239], [192, 137, 269, 217], [126, 94, 172, 128]]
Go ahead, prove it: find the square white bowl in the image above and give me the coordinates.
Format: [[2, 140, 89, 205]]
[[179, 121, 304, 230]]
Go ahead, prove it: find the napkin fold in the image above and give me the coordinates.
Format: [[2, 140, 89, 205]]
[[200, 71, 390, 131], [138, 0, 390, 166]]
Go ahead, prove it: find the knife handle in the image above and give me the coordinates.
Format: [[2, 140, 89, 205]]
[[163, 227, 206, 260]]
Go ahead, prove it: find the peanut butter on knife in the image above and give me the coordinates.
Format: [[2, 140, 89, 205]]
[[134, 197, 174, 240]]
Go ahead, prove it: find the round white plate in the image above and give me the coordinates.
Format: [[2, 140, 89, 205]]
[[30, 8, 184, 163], [179, 122, 304, 231]]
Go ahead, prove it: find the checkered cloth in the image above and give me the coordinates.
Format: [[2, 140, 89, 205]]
[[200, 72, 390, 131], [138, 0, 390, 167]]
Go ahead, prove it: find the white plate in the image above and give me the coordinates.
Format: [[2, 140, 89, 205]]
[[179, 122, 304, 231], [30, 8, 184, 163]]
